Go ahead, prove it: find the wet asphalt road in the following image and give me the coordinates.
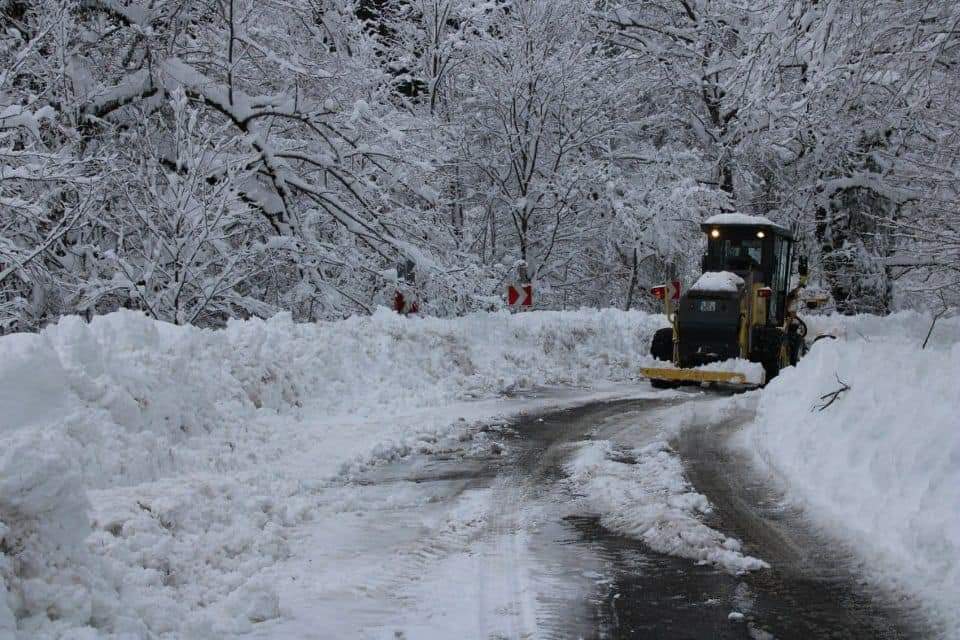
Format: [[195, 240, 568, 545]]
[[510, 397, 928, 640], [361, 395, 931, 639]]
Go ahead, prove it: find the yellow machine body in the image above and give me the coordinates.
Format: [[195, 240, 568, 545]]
[[639, 218, 810, 389]]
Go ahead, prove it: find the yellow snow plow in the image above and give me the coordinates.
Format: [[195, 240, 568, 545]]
[[639, 366, 751, 386], [640, 214, 809, 389]]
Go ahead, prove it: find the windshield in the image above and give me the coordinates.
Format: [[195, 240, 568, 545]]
[[713, 238, 763, 270]]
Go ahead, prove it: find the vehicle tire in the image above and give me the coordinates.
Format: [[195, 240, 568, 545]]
[[787, 319, 808, 365], [752, 327, 787, 384], [649, 328, 677, 389], [761, 352, 785, 384], [791, 317, 808, 339], [650, 328, 674, 362], [786, 333, 802, 365]]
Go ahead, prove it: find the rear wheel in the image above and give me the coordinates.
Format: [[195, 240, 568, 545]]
[[753, 327, 788, 384], [777, 342, 790, 370], [788, 333, 807, 365], [761, 352, 783, 384], [787, 318, 808, 365], [650, 378, 675, 389]]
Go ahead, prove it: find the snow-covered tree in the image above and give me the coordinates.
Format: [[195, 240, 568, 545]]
[[2, 0, 956, 329], [736, 0, 960, 312]]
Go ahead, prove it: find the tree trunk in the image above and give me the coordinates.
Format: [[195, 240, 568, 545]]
[[625, 247, 638, 311]]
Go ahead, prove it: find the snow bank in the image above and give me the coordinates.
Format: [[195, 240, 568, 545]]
[[220, 307, 664, 414], [689, 271, 744, 293], [0, 308, 665, 638], [739, 311, 960, 637], [805, 309, 960, 348], [564, 440, 767, 574]]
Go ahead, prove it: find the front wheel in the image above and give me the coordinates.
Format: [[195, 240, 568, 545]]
[[650, 327, 674, 362]]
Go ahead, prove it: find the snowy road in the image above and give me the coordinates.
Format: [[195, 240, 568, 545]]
[[249, 395, 927, 639]]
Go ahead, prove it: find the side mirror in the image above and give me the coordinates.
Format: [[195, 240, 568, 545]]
[[798, 256, 809, 278]]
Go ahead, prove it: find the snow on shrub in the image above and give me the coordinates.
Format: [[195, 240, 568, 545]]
[[0, 308, 665, 638]]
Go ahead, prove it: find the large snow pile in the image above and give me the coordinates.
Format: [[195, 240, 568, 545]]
[[0, 308, 664, 638], [738, 311, 960, 637]]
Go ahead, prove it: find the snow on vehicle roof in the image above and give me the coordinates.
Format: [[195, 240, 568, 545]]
[[690, 271, 744, 293], [705, 213, 776, 226], [704, 213, 791, 235]]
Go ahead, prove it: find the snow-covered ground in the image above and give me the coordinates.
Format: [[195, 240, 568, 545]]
[[0, 308, 669, 639], [735, 311, 960, 638], [1, 307, 957, 638]]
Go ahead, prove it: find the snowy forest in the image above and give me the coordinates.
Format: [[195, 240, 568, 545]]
[[1, 0, 958, 331]]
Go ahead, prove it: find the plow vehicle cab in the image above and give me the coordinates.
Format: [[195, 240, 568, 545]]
[[642, 214, 807, 388]]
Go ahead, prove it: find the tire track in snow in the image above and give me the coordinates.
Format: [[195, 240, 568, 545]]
[[476, 475, 536, 639]]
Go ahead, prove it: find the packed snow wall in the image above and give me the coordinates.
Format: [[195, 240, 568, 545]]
[[740, 311, 960, 638]]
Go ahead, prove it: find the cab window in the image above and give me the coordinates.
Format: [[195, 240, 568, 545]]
[[770, 237, 792, 323], [711, 238, 763, 270]]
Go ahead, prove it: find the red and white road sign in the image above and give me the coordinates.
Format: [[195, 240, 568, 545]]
[[393, 290, 419, 315], [667, 280, 681, 300], [651, 281, 682, 301], [507, 284, 533, 307]]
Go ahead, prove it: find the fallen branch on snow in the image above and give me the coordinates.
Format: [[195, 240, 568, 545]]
[[812, 374, 850, 412]]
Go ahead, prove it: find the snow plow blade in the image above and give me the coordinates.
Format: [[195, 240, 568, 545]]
[[640, 367, 752, 386]]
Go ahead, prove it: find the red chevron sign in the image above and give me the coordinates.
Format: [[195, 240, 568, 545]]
[[507, 284, 533, 307]]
